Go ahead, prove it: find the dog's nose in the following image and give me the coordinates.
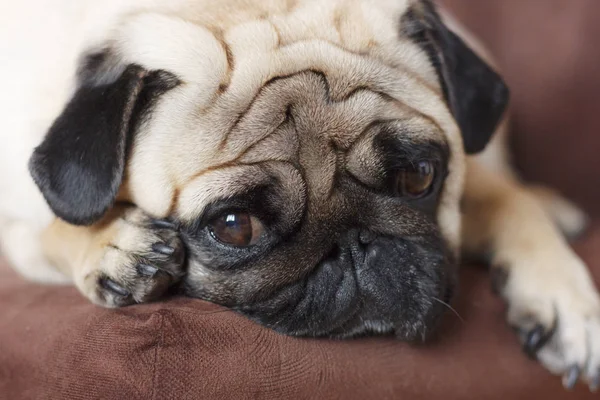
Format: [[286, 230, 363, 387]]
[[331, 229, 378, 265], [338, 228, 377, 247], [358, 230, 377, 245]]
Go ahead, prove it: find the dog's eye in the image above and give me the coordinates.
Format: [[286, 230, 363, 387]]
[[395, 161, 435, 198], [208, 213, 264, 247]]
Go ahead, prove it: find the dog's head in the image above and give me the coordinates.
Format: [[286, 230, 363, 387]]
[[29, 0, 508, 340]]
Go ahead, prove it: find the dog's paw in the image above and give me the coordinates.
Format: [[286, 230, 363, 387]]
[[493, 252, 600, 391], [80, 209, 186, 307]]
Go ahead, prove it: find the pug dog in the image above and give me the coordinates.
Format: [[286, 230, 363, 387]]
[[1, 0, 599, 391]]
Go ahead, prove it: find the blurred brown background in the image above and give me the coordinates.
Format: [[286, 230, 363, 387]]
[[443, 0, 600, 217]]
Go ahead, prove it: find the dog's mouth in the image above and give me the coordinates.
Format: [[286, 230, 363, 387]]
[[329, 279, 456, 341], [234, 234, 457, 342]]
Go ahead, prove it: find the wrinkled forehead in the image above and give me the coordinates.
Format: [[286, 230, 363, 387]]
[[175, 69, 448, 217], [121, 0, 465, 248], [127, 1, 461, 161], [116, 0, 456, 130]]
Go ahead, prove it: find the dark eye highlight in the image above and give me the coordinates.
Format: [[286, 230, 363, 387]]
[[208, 212, 265, 247], [395, 161, 436, 198]]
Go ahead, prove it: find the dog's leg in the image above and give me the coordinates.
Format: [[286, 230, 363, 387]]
[[41, 206, 186, 307], [462, 158, 600, 390]]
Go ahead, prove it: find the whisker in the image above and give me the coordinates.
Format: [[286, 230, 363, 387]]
[[431, 296, 465, 324]]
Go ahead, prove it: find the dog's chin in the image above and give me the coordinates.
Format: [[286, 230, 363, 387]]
[[261, 281, 454, 342], [325, 284, 454, 342], [236, 234, 457, 343]]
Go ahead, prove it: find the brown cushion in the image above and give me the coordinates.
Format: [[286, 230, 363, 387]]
[[1, 230, 600, 400], [2, 0, 600, 398]]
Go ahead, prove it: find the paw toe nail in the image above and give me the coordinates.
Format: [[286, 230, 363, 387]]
[[523, 324, 546, 358], [137, 263, 159, 277], [100, 278, 130, 297], [152, 243, 175, 256], [563, 365, 580, 390], [152, 219, 178, 230]]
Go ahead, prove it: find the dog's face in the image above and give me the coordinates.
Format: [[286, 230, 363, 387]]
[[30, 0, 507, 340]]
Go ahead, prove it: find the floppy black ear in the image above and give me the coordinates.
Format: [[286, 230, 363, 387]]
[[29, 53, 178, 225], [402, 1, 509, 154]]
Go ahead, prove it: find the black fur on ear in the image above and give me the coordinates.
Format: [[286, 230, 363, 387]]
[[401, 1, 509, 154], [29, 52, 179, 225]]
